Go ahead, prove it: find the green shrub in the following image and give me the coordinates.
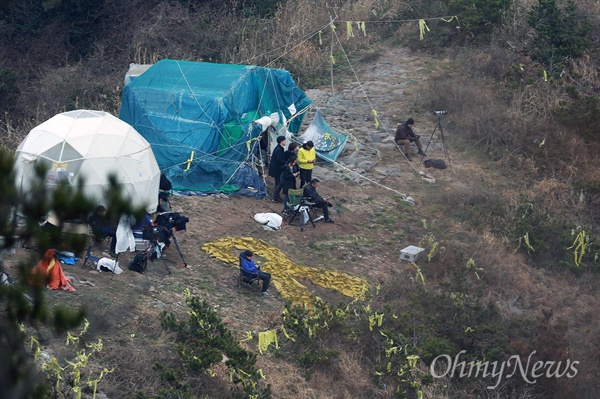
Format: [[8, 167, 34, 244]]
[[555, 95, 600, 142], [158, 290, 271, 398], [446, 0, 512, 42], [527, 0, 591, 72]]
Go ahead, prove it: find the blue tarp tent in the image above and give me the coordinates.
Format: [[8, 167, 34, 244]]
[[119, 59, 312, 197]]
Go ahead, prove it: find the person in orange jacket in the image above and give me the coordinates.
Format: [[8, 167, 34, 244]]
[[31, 249, 76, 292]]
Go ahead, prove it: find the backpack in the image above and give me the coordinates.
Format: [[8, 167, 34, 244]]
[[423, 159, 447, 169], [128, 252, 147, 274]]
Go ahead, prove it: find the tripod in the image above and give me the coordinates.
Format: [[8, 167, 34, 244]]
[[419, 112, 452, 171]]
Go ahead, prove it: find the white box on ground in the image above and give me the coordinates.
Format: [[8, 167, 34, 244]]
[[400, 245, 425, 262]]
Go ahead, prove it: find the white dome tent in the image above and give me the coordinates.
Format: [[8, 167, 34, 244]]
[[14, 110, 161, 213]]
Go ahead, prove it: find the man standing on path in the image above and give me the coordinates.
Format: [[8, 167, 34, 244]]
[[395, 118, 426, 160], [268, 136, 287, 202]]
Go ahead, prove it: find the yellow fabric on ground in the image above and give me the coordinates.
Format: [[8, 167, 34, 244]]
[[202, 237, 369, 307]]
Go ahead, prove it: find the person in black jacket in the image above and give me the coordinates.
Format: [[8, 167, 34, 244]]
[[394, 118, 425, 160], [268, 135, 287, 202], [303, 178, 334, 223], [284, 142, 299, 171], [281, 155, 300, 215]]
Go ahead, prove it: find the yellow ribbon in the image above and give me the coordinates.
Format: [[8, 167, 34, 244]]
[[330, 54, 336, 65], [258, 330, 279, 353], [318, 30, 322, 45], [419, 19, 430, 40], [346, 21, 354, 39], [241, 331, 253, 342], [184, 151, 195, 172], [203, 237, 369, 308], [372, 109, 380, 128]]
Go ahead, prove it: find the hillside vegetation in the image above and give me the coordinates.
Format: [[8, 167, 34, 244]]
[[2, 0, 600, 398]]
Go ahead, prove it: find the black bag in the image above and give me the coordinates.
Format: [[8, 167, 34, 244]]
[[423, 159, 447, 169], [128, 252, 147, 274]]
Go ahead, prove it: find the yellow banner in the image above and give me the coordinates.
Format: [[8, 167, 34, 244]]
[[202, 237, 369, 307]]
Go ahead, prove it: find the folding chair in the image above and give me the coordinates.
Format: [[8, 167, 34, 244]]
[[82, 224, 116, 270], [285, 188, 320, 231], [236, 252, 261, 291]]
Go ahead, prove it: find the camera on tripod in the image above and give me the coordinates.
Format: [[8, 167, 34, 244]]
[[155, 212, 189, 231], [433, 111, 447, 115]]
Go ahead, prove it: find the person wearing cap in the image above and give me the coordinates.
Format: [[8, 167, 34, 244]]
[[298, 140, 316, 187], [395, 118, 425, 160], [303, 178, 334, 223], [240, 250, 272, 296], [268, 135, 287, 202]]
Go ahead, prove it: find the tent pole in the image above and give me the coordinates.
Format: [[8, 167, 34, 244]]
[[330, 16, 335, 96]]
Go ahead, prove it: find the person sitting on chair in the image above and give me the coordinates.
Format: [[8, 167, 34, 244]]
[[89, 205, 117, 255], [303, 178, 334, 223], [157, 192, 172, 213], [240, 250, 271, 296], [395, 117, 426, 160]]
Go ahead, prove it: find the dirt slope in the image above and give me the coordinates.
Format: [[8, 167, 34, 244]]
[[3, 47, 560, 398]]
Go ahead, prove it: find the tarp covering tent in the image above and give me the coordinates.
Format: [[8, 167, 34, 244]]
[[118, 59, 312, 197], [14, 110, 161, 213], [297, 110, 348, 163]]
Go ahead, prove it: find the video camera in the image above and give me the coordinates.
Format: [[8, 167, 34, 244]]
[[154, 212, 189, 231], [141, 224, 172, 244]]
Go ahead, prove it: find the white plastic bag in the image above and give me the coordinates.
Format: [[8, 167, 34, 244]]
[[254, 213, 283, 230], [97, 258, 123, 274]]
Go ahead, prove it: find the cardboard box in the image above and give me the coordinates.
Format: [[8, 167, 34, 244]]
[[400, 245, 425, 262]]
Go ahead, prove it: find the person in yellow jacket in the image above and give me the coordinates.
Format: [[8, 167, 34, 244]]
[[297, 140, 315, 187]]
